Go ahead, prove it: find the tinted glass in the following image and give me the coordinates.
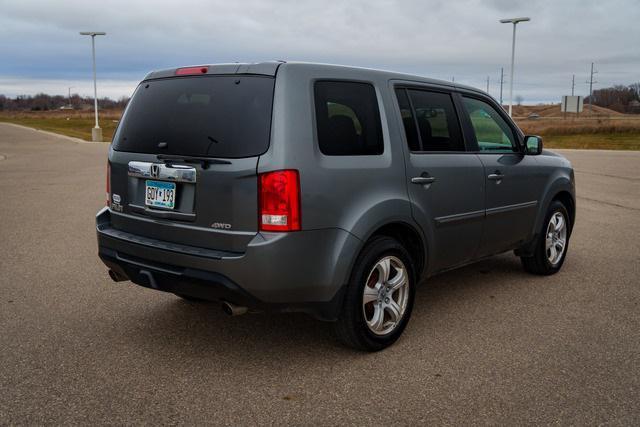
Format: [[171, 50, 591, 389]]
[[462, 97, 516, 153], [405, 90, 464, 151], [395, 89, 420, 151], [112, 76, 275, 158], [314, 81, 383, 156]]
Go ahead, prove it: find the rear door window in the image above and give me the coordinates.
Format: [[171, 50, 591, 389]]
[[395, 89, 420, 151], [396, 88, 465, 152], [112, 75, 275, 158], [314, 81, 383, 156]]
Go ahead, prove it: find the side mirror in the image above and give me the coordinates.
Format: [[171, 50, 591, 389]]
[[524, 135, 543, 155]]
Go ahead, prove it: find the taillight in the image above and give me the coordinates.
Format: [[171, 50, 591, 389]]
[[175, 66, 208, 76], [259, 170, 301, 232], [106, 161, 110, 206]]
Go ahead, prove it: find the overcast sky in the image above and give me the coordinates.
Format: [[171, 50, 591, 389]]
[[1, 0, 638, 103]]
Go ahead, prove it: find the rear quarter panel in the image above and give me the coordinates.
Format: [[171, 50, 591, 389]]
[[258, 64, 418, 277]]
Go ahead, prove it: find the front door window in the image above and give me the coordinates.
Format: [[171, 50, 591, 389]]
[[462, 97, 517, 153]]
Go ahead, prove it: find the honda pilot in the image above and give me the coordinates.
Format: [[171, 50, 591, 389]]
[[97, 61, 576, 351]]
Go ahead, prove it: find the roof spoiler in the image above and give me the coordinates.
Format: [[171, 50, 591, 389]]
[[143, 61, 285, 80]]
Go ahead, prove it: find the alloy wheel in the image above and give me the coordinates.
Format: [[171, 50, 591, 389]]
[[362, 256, 410, 335], [545, 211, 567, 265]]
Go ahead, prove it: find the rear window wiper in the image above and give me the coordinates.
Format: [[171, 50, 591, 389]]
[[156, 154, 231, 169]]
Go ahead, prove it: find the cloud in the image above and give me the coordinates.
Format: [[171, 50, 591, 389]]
[[1, 0, 638, 103]]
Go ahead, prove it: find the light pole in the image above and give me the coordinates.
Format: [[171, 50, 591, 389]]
[[586, 62, 598, 112], [500, 17, 530, 116], [68, 86, 74, 108], [79, 31, 106, 141]]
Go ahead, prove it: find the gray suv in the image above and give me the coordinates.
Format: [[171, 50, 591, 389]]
[[97, 61, 575, 351]]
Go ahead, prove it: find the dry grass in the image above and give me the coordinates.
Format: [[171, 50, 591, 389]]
[[510, 104, 640, 149], [0, 110, 122, 141], [516, 117, 640, 136], [514, 114, 640, 150], [541, 133, 640, 150], [1, 107, 640, 150], [0, 110, 123, 120], [511, 103, 625, 118]]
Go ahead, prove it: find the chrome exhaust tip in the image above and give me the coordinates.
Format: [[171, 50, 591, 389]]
[[108, 269, 127, 282], [221, 301, 248, 316]]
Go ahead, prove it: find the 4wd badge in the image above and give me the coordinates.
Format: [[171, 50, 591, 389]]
[[211, 222, 232, 230]]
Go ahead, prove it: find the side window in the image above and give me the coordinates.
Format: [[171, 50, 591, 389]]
[[462, 97, 516, 153], [314, 81, 383, 156], [396, 88, 464, 152], [395, 89, 420, 151]]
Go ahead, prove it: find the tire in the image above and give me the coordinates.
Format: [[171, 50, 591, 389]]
[[521, 200, 571, 275], [334, 236, 416, 351]]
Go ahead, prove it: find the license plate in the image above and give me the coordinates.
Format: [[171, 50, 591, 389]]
[[145, 180, 176, 209]]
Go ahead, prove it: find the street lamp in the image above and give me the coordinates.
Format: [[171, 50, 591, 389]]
[[67, 86, 74, 108], [79, 31, 106, 141], [499, 17, 530, 116]]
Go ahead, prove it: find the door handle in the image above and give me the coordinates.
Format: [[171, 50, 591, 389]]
[[487, 171, 505, 181], [411, 176, 436, 184]]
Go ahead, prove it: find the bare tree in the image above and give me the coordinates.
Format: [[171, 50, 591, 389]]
[[0, 93, 128, 111], [515, 95, 524, 106], [586, 84, 640, 113]]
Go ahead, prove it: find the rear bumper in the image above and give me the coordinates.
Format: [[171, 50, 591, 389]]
[[96, 208, 361, 320]]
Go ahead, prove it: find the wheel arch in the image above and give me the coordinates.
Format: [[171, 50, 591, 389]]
[[516, 168, 575, 258], [359, 221, 428, 282], [533, 171, 575, 235]]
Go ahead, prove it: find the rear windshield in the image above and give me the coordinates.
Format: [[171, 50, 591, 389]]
[[112, 75, 275, 158]]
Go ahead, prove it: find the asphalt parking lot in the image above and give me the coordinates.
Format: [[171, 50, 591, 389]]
[[1, 122, 639, 424]]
